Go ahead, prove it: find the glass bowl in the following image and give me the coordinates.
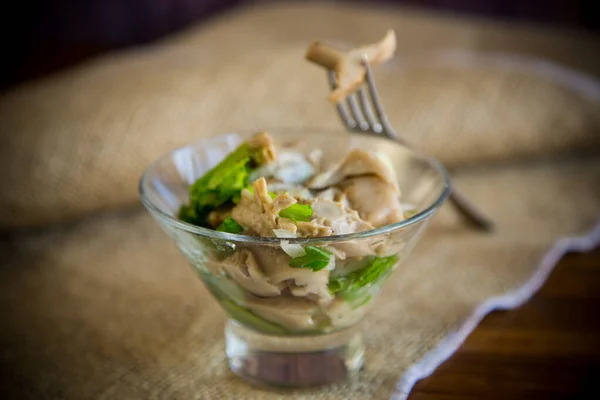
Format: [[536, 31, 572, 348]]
[[139, 128, 450, 388]]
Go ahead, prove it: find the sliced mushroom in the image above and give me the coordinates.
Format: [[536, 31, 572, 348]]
[[305, 30, 396, 103], [245, 295, 324, 331], [307, 149, 399, 193], [221, 249, 283, 297], [326, 297, 370, 328], [230, 177, 297, 236], [249, 150, 315, 184], [310, 198, 376, 257], [268, 182, 313, 199], [315, 187, 341, 202], [331, 239, 377, 258], [247, 131, 277, 164], [307, 148, 324, 170], [250, 246, 334, 306], [295, 220, 333, 237], [342, 176, 405, 228]]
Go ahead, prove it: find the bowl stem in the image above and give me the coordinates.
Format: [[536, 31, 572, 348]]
[[225, 320, 365, 388]]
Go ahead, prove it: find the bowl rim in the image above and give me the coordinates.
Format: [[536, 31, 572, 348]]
[[139, 129, 451, 244]]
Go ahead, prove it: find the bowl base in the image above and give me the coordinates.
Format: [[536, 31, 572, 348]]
[[225, 320, 364, 388]]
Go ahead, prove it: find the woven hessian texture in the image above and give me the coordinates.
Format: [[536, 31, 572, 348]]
[[0, 3, 599, 229], [2, 159, 599, 399], [1, 2, 599, 400]]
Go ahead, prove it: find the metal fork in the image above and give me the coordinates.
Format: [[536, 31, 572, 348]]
[[327, 59, 494, 231]]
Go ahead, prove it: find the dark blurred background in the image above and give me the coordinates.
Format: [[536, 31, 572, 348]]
[[3, 0, 598, 91]]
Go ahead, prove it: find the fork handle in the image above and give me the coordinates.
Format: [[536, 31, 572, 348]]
[[448, 187, 494, 231], [351, 60, 494, 232]]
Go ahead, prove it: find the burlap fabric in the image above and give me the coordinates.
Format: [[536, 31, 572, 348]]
[[1, 2, 600, 400], [2, 160, 599, 400], [1, 3, 599, 229]]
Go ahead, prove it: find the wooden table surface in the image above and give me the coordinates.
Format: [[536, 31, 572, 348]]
[[407, 246, 600, 400]]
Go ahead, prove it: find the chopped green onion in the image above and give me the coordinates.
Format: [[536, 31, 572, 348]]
[[329, 255, 398, 297], [350, 294, 372, 309], [221, 300, 288, 335], [217, 217, 244, 233], [289, 246, 332, 271], [279, 203, 313, 222], [328, 280, 342, 294]]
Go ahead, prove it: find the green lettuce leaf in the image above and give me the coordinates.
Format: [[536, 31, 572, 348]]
[[329, 255, 398, 299], [217, 217, 244, 233], [179, 142, 267, 226], [221, 300, 289, 335]]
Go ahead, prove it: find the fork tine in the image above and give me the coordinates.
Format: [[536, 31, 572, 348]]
[[327, 70, 356, 129], [346, 94, 369, 130], [361, 58, 493, 230], [361, 59, 407, 144], [356, 87, 383, 133]]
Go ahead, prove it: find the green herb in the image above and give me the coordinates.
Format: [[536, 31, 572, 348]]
[[328, 280, 342, 294], [350, 294, 372, 309], [201, 272, 288, 335], [404, 209, 418, 218], [243, 184, 255, 196], [217, 217, 244, 233], [178, 204, 205, 226], [329, 255, 398, 298], [279, 204, 313, 222], [289, 246, 332, 271], [179, 143, 266, 226], [221, 300, 289, 335]]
